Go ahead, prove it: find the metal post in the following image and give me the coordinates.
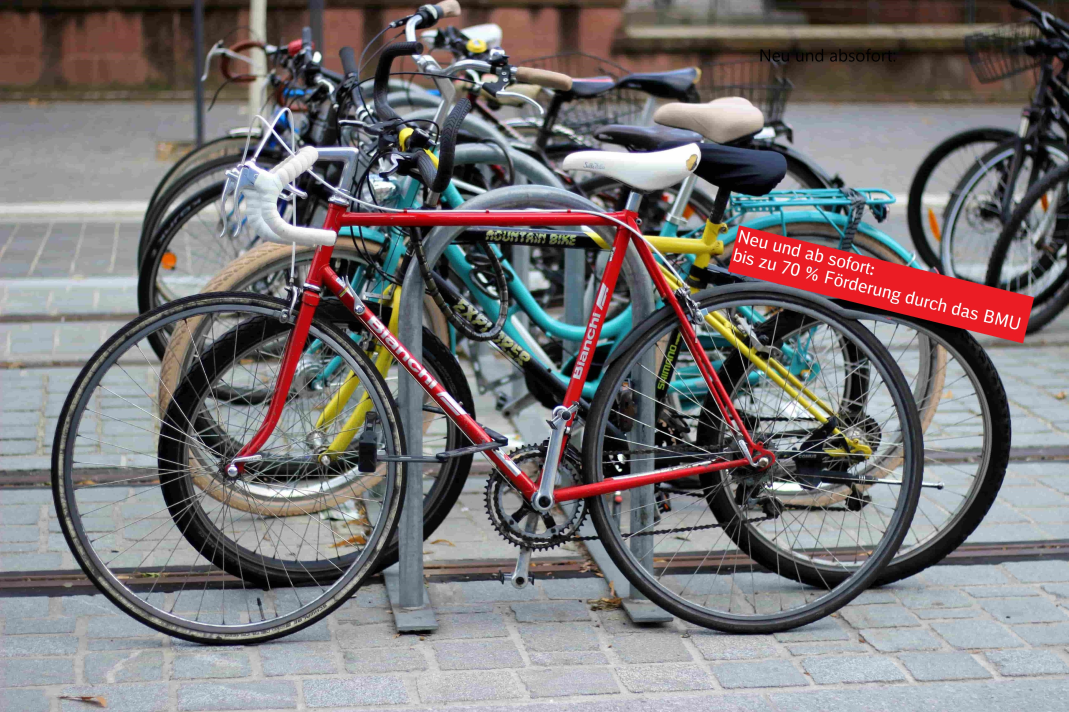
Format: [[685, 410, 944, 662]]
[[248, 0, 268, 120], [309, 0, 324, 54], [193, 0, 205, 147]]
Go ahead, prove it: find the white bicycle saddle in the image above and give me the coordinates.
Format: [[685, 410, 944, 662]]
[[561, 143, 701, 192]]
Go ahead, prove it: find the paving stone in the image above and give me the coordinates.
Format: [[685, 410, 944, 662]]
[[860, 628, 943, 652], [915, 608, 982, 620], [434, 612, 510, 639], [433, 639, 524, 670], [691, 632, 781, 660], [86, 615, 158, 638], [842, 604, 921, 629], [459, 580, 543, 603], [173, 651, 252, 680], [0, 688, 49, 712], [337, 622, 413, 649], [1, 656, 75, 686], [986, 649, 1069, 676], [615, 663, 715, 693], [773, 618, 850, 643], [528, 651, 611, 666], [304, 676, 409, 707], [85, 650, 164, 683], [0, 596, 49, 618], [519, 667, 620, 697], [2, 505, 42, 525], [61, 595, 120, 616], [897, 652, 992, 681], [511, 600, 592, 623], [416, 671, 525, 703], [930, 620, 1025, 649], [87, 637, 165, 651], [0, 633, 78, 657], [1012, 622, 1069, 646], [519, 622, 601, 652], [0, 552, 62, 569], [921, 565, 1010, 587], [980, 597, 1069, 624], [802, 655, 907, 684], [850, 590, 899, 605], [963, 585, 1041, 598], [1005, 560, 1069, 583], [1043, 583, 1069, 599], [609, 633, 692, 663], [539, 577, 611, 600], [785, 641, 872, 656], [259, 642, 336, 676], [4, 617, 76, 635], [60, 683, 170, 712], [343, 647, 427, 673], [894, 588, 974, 611], [176, 681, 297, 710], [713, 659, 808, 689], [332, 604, 392, 625]]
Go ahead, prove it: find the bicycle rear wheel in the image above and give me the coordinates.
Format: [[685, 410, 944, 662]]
[[986, 162, 1069, 333], [907, 127, 1015, 270], [582, 286, 922, 633], [52, 293, 405, 644]]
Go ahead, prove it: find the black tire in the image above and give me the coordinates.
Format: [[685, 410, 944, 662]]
[[582, 286, 923, 632], [907, 128, 1015, 271], [940, 136, 1069, 283], [843, 312, 1011, 585], [985, 162, 1069, 333], [147, 136, 260, 221], [139, 153, 275, 268], [53, 293, 405, 644]]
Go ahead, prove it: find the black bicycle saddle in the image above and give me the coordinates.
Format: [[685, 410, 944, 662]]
[[615, 67, 701, 102]]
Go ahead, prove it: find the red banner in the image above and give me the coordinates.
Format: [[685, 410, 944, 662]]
[[728, 227, 1033, 342]]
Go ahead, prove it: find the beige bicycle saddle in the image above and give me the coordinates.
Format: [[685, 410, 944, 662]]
[[653, 98, 764, 144]]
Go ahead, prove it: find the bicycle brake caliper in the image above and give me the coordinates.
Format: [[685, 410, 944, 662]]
[[675, 287, 704, 327]]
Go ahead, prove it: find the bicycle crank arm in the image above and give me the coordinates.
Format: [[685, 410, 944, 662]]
[[509, 514, 538, 589]]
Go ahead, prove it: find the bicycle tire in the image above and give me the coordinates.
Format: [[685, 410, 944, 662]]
[[147, 136, 260, 220], [582, 286, 923, 633], [907, 127, 1015, 271], [52, 292, 405, 644], [985, 162, 1069, 332], [940, 136, 1069, 282]]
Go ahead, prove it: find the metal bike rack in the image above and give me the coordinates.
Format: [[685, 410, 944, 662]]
[[390, 183, 663, 631]]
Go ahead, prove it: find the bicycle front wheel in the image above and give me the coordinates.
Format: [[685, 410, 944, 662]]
[[582, 286, 922, 633], [52, 293, 405, 644]]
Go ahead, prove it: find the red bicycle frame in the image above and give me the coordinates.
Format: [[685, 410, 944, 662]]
[[233, 202, 771, 502]]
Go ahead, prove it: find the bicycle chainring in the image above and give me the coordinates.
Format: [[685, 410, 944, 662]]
[[484, 443, 587, 550]]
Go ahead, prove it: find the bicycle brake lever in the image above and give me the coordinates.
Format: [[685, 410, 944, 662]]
[[495, 91, 545, 116]]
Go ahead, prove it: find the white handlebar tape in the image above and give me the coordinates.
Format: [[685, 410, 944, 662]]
[[243, 146, 337, 248]]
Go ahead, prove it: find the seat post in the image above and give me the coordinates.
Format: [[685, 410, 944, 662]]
[[709, 187, 730, 224], [625, 191, 643, 213]]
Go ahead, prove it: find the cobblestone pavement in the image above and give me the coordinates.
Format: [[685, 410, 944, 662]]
[[2, 102, 1069, 709], [5, 562, 1069, 710]]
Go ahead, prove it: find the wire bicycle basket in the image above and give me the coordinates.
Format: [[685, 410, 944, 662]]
[[697, 58, 792, 123], [964, 21, 1044, 83]]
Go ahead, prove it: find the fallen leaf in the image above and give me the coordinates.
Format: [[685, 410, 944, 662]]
[[429, 539, 455, 547], [1055, 391, 1066, 400], [58, 696, 106, 708], [943, 390, 953, 399], [329, 533, 366, 548], [588, 596, 623, 611]]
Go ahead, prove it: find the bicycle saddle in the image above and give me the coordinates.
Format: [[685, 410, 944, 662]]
[[654, 99, 764, 145], [593, 124, 703, 152], [560, 143, 700, 192], [616, 67, 701, 102], [566, 76, 617, 98], [694, 142, 786, 196]]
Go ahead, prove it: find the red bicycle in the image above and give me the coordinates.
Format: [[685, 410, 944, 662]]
[[53, 27, 922, 645]]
